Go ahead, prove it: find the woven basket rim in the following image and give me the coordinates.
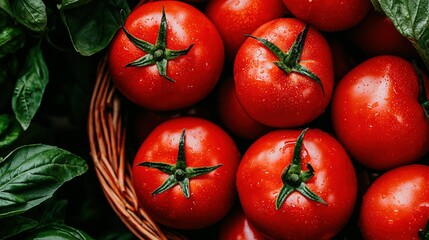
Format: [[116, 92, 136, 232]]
[[87, 57, 187, 240]]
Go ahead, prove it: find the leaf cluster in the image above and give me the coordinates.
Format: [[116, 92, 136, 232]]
[[0, 0, 131, 238]]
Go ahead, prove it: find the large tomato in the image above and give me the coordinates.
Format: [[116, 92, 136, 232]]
[[234, 18, 334, 128], [359, 164, 429, 240], [331, 55, 429, 170], [108, 1, 224, 111], [236, 128, 358, 239], [282, 0, 371, 32], [204, 0, 286, 62], [132, 117, 240, 229]]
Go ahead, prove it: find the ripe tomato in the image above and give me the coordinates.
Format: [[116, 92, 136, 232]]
[[204, 0, 286, 62], [132, 117, 240, 229], [218, 207, 268, 240], [347, 10, 418, 59], [359, 164, 429, 240], [236, 128, 358, 239], [331, 55, 429, 170], [282, 0, 371, 32], [108, 1, 224, 111], [234, 18, 334, 128], [217, 76, 273, 140]]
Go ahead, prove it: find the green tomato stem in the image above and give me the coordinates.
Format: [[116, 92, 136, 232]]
[[137, 129, 222, 198], [121, 7, 193, 82], [245, 24, 325, 95], [276, 128, 326, 210]]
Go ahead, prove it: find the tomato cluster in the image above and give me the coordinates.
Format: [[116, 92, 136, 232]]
[[108, 0, 429, 239]]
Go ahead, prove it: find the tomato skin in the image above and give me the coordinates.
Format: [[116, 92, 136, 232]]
[[205, 0, 286, 62], [108, 1, 224, 111], [217, 76, 273, 140], [132, 117, 240, 229], [218, 207, 269, 240], [359, 164, 429, 240], [234, 18, 334, 128], [331, 55, 429, 170], [236, 129, 358, 240], [347, 10, 418, 59], [282, 0, 371, 32]]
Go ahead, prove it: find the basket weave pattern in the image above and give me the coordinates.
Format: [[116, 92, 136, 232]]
[[88, 58, 186, 240]]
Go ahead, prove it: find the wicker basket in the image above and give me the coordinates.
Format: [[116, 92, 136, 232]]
[[88, 56, 188, 240]]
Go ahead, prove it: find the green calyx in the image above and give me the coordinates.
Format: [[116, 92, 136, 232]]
[[276, 128, 327, 210], [121, 7, 194, 82], [137, 129, 222, 198], [245, 24, 325, 95], [414, 61, 429, 122]]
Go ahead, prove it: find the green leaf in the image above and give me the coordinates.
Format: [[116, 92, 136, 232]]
[[0, 26, 25, 59], [24, 223, 94, 240], [376, 0, 429, 69], [0, 114, 22, 148], [60, 0, 130, 56], [12, 46, 49, 130], [0, 144, 88, 218], [0, 0, 12, 17], [10, 0, 47, 32], [57, 0, 93, 10], [0, 215, 38, 239]]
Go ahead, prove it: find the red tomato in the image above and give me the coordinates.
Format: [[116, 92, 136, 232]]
[[331, 55, 429, 170], [359, 164, 429, 240], [234, 18, 334, 128], [205, 0, 286, 62], [347, 10, 418, 59], [108, 1, 224, 111], [218, 207, 268, 240], [132, 117, 240, 229], [282, 0, 371, 32], [236, 128, 358, 239], [217, 76, 273, 140]]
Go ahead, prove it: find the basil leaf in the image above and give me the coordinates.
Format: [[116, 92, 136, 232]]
[[57, 0, 93, 10], [0, 215, 38, 238], [0, 0, 12, 17], [0, 26, 25, 59], [376, 0, 429, 68], [24, 223, 93, 240], [0, 144, 88, 218], [10, 0, 47, 33], [12, 47, 49, 130], [60, 0, 130, 56], [0, 114, 22, 148]]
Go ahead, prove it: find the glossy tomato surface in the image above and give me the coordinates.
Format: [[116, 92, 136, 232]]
[[205, 0, 286, 62], [282, 0, 371, 32], [234, 18, 334, 128], [331, 55, 429, 170], [218, 207, 268, 240], [360, 164, 429, 240], [347, 10, 418, 58], [132, 117, 240, 229], [217, 76, 273, 140], [236, 128, 358, 239], [108, 1, 224, 111]]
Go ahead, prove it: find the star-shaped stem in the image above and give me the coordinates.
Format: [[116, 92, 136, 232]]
[[276, 128, 327, 210], [121, 7, 194, 82], [245, 24, 325, 95], [137, 129, 222, 198], [414, 61, 429, 122]]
